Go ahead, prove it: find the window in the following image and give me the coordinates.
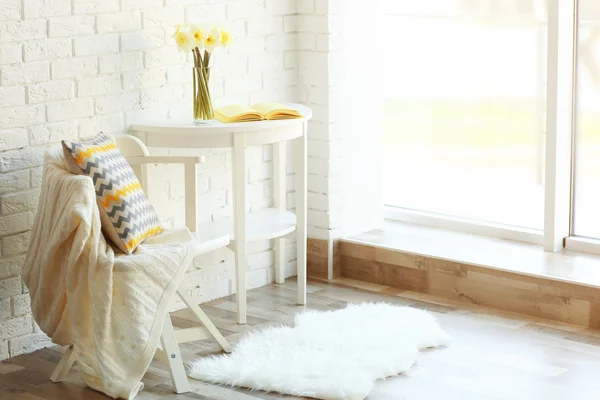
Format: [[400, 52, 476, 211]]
[[383, 1, 547, 230], [384, 0, 600, 253], [572, 0, 600, 239]]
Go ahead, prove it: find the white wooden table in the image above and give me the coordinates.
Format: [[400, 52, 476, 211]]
[[131, 105, 312, 324]]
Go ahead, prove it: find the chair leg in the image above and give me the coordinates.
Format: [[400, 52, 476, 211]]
[[177, 288, 232, 353], [160, 315, 190, 394], [50, 345, 76, 383]]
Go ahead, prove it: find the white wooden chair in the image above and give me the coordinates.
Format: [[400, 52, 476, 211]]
[[50, 135, 232, 394]]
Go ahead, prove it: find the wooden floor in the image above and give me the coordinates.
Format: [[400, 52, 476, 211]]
[[1, 278, 600, 400]]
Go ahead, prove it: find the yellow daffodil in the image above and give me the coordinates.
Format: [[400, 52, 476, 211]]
[[189, 24, 205, 50], [219, 28, 232, 48], [172, 24, 192, 53], [204, 28, 220, 53]]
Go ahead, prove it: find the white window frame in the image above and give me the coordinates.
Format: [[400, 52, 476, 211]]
[[384, 206, 543, 245], [564, 236, 600, 254], [544, 0, 577, 252], [385, 0, 598, 254]]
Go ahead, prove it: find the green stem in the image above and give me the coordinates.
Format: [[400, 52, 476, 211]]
[[193, 68, 212, 119], [193, 47, 202, 67], [191, 48, 214, 120], [193, 68, 204, 119], [204, 50, 212, 81], [193, 67, 197, 118], [197, 66, 213, 118]]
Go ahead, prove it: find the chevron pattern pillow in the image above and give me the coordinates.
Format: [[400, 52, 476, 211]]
[[62, 134, 162, 254]]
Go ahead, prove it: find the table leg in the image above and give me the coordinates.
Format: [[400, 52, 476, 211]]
[[184, 162, 198, 232], [273, 141, 286, 284], [296, 123, 307, 305], [232, 133, 247, 324]]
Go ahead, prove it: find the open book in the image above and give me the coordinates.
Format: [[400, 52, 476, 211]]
[[215, 103, 303, 123]]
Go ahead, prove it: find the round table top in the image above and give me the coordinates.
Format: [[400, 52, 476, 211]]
[[131, 103, 312, 134], [131, 103, 311, 149]]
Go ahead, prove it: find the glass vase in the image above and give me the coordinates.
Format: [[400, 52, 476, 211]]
[[192, 66, 214, 125]]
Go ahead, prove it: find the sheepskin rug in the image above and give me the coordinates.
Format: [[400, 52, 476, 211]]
[[187, 303, 450, 399]]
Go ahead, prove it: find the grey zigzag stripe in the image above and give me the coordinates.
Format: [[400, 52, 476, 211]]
[[106, 195, 134, 219], [89, 150, 131, 169], [111, 197, 160, 237], [119, 216, 160, 240], [114, 213, 137, 239], [90, 166, 139, 199], [66, 135, 113, 160], [66, 134, 111, 152], [85, 158, 136, 182], [117, 203, 159, 227], [107, 191, 147, 219], [115, 205, 158, 230], [112, 199, 161, 240], [84, 153, 132, 175], [85, 150, 134, 172], [119, 212, 161, 239], [104, 188, 147, 217]]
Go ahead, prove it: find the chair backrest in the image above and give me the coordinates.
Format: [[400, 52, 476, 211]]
[[113, 135, 150, 191]]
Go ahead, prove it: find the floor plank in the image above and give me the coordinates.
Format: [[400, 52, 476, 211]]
[[0, 278, 599, 399]]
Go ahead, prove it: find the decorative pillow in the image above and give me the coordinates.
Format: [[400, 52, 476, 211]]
[[62, 134, 162, 254]]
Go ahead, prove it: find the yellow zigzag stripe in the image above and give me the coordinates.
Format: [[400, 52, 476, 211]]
[[74, 142, 117, 165], [125, 226, 163, 252], [101, 182, 142, 209]]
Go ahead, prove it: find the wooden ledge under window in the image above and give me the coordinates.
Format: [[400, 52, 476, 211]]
[[337, 221, 600, 328]]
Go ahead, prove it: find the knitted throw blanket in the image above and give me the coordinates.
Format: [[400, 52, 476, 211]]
[[22, 147, 197, 399]]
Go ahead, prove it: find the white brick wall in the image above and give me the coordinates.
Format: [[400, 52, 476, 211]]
[[0, 0, 303, 360], [297, 0, 346, 240]]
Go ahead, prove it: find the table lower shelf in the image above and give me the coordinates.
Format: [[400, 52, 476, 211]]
[[195, 208, 297, 243], [190, 232, 230, 254]]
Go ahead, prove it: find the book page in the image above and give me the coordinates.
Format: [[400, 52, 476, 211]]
[[250, 102, 294, 115], [251, 103, 302, 120], [215, 104, 256, 119]]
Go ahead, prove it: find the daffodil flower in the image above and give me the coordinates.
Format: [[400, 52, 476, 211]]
[[189, 24, 205, 50], [172, 24, 192, 53], [219, 29, 232, 48], [204, 28, 220, 53]]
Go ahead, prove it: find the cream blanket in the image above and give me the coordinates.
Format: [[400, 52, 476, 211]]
[[22, 147, 197, 399]]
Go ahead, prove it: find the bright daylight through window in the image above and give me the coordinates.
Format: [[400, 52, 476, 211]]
[[383, 1, 547, 230], [573, 0, 600, 239]]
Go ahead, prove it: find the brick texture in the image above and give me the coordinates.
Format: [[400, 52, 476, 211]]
[[297, 0, 345, 239], [0, 0, 309, 361]]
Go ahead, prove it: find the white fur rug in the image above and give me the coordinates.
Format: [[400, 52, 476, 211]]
[[187, 303, 450, 399]]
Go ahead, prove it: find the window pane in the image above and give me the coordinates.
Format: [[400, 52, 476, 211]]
[[383, 1, 547, 229], [573, 1, 600, 238]]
